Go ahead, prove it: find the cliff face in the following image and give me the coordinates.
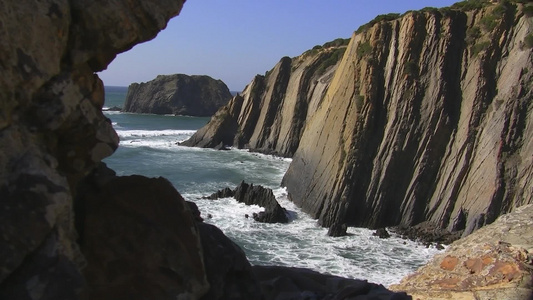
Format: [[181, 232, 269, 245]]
[[283, 3, 533, 235], [0, 0, 186, 298], [123, 74, 232, 116], [182, 41, 348, 157]]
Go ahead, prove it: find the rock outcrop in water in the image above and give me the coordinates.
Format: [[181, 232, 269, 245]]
[[207, 181, 289, 223], [181, 39, 349, 157], [283, 3, 533, 236], [123, 74, 232, 116]]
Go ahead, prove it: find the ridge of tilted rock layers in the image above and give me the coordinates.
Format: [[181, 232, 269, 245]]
[[182, 42, 347, 157], [283, 4, 533, 235], [186, 3, 533, 236]]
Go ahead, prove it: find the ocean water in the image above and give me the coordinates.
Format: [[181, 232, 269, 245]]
[[103, 86, 443, 287]]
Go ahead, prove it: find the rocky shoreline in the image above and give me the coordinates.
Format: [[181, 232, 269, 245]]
[[1, 0, 532, 299]]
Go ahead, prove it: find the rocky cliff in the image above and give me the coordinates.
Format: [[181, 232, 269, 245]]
[[282, 2, 533, 236], [182, 39, 349, 157], [0, 0, 414, 299], [0, 0, 186, 298], [123, 74, 232, 116]]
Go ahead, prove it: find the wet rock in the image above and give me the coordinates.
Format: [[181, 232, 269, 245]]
[[328, 222, 348, 237], [206, 181, 289, 223], [390, 222, 462, 245], [373, 228, 391, 239], [234, 181, 288, 223], [205, 187, 235, 200]]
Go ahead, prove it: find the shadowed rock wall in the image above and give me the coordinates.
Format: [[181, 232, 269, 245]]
[[123, 74, 232, 116], [0, 0, 185, 298]]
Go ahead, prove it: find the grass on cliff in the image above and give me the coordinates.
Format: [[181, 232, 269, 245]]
[[356, 41, 372, 59], [525, 34, 533, 48], [356, 13, 400, 33], [316, 48, 347, 75]]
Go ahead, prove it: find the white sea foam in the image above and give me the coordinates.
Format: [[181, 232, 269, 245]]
[[117, 129, 197, 138], [103, 109, 442, 287], [190, 187, 442, 287]]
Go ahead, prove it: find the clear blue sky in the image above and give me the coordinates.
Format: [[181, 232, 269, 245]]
[[99, 0, 459, 91]]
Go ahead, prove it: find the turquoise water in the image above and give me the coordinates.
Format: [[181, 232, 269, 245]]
[[102, 86, 442, 286]]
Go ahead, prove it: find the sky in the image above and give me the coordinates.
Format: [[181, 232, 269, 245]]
[[99, 0, 460, 91]]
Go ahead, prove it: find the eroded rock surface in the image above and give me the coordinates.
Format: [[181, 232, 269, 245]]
[[123, 74, 232, 116], [390, 204, 533, 300], [182, 40, 349, 157], [0, 0, 185, 298], [283, 3, 533, 236]]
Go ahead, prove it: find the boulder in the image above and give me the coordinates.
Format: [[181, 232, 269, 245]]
[[234, 182, 289, 223], [373, 228, 391, 239], [328, 222, 348, 237], [77, 173, 209, 300]]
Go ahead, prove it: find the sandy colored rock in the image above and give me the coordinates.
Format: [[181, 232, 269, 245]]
[[283, 3, 533, 235], [183, 41, 348, 157], [391, 204, 533, 300]]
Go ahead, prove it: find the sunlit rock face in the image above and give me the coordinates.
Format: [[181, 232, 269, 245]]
[[283, 3, 533, 236], [182, 41, 348, 157], [390, 204, 533, 300], [0, 0, 185, 298]]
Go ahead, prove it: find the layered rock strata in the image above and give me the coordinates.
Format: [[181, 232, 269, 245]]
[[0, 0, 185, 298], [283, 2, 533, 235], [391, 204, 533, 300], [182, 41, 348, 157], [123, 74, 232, 116]]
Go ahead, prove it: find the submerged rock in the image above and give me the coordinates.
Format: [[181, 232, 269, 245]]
[[373, 228, 391, 239]]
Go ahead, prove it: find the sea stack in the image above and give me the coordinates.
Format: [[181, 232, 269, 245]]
[[123, 74, 232, 116]]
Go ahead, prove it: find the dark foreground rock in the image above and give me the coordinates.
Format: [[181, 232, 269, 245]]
[[123, 74, 232, 116], [74, 165, 409, 300], [0, 0, 185, 298], [253, 266, 411, 300], [77, 172, 209, 299], [208, 181, 289, 223]]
